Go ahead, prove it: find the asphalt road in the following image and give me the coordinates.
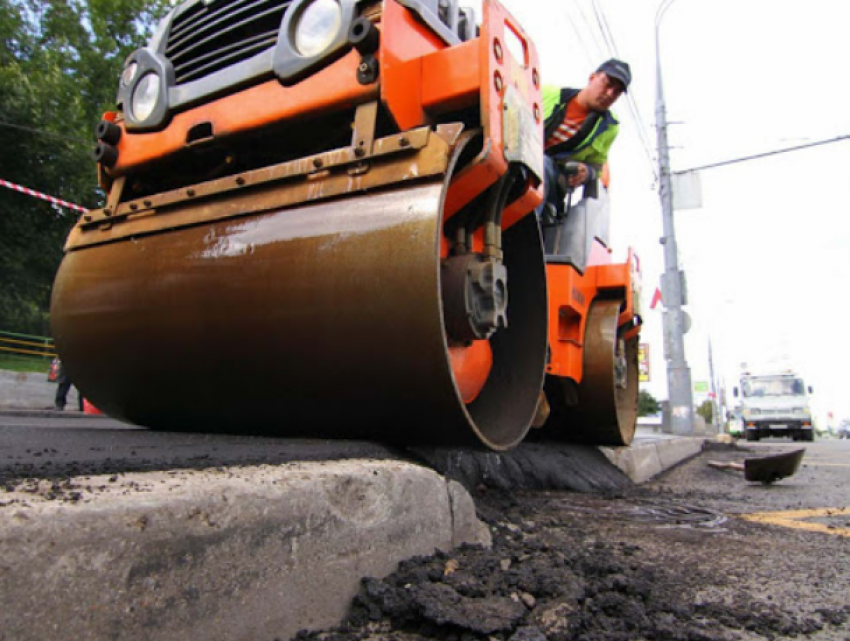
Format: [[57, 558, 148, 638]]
[[670, 437, 850, 512], [0, 410, 632, 493], [0, 409, 407, 486]]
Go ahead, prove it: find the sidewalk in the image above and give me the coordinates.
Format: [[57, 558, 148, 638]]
[[0, 368, 82, 410]]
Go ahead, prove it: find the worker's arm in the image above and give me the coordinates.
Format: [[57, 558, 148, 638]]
[[560, 112, 619, 188]]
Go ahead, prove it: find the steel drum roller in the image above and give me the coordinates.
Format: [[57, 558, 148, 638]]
[[52, 172, 548, 449]]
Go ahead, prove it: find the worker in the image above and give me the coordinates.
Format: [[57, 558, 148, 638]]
[[53, 359, 83, 411], [539, 58, 631, 219]]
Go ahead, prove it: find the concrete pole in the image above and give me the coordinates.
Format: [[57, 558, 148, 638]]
[[708, 339, 721, 434], [655, 2, 694, 435]]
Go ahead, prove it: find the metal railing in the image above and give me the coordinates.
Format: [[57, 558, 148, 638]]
[[0, 330, 56, 360]]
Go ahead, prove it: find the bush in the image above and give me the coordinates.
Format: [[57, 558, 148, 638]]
[[696, 399, 713, 424], [638, 390, 660, 417]]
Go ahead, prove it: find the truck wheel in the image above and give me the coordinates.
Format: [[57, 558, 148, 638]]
[[745, 430, 759, 442], [802, 430, 815, 442]]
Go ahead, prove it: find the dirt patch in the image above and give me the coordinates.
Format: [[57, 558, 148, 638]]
[[293, 486, 850, 641]]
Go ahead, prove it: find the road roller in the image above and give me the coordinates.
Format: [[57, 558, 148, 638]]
[[51, 0, 641, 450]]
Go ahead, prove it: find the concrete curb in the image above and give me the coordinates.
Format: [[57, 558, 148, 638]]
[[0, 460, 491, 641], [0, 407, 98, 418], [600, 436, 706, 483]]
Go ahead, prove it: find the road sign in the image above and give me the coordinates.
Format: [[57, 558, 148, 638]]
[[639, 343, 650, 382]]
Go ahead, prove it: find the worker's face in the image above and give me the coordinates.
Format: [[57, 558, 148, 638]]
[[585, 72, 625, 111]]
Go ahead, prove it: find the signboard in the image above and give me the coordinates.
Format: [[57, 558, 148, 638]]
[[672, 171, 703, 210], [694, 381, 710, 393], [638, 343, 650, 382]]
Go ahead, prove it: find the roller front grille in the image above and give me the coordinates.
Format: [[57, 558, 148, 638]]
[[165, 0, 291, 85]]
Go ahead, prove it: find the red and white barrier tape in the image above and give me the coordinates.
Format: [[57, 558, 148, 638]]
[[0, 178, 88, 213]]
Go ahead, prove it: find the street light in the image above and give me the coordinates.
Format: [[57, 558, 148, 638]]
[[655, 0, 694, 435]]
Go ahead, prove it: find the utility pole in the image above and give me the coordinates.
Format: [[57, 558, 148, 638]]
[[655, 1, 694, 435], [708, 339, 721, 434]]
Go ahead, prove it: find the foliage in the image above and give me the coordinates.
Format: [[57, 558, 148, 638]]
[[696, 399, 713, 424], [0, 0, 171, 334], [638, 389, 660, 417], [0, 352, 52, 373]]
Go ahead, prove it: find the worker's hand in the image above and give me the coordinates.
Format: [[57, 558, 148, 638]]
[[567, 163, 589, 188]]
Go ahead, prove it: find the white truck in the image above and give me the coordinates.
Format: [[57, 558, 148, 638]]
[[734, 371, 814, 442]]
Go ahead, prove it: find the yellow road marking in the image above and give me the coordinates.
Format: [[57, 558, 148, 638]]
[[740, 507, 850, 537]]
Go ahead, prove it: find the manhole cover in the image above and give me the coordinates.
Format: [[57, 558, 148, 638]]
[[625, 501, 728, 529], [545, 495, 728, 530]]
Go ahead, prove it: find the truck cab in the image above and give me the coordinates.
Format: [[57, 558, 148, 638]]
[[734, 372, 814, 442]]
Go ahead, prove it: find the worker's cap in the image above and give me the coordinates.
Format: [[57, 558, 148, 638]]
[[596, 59, 631, 92]]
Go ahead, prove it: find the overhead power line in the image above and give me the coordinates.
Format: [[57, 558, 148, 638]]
[[674, 135, 850, 174], [561, 7, 595, 69], [575, 1, 608, 62], [586, 0, 658, 178], [0, 119, 90, 147], [591, 0, 620, 58]]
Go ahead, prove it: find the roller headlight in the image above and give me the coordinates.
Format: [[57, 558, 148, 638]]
[[293, 0, 343, 57], [121, 62, 138, 87], [131, 72, 161, 122]]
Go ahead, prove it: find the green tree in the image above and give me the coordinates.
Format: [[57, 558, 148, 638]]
[[696, 399, 713, 424], [0, 0, 170, 334], [638, 389, 660, 417]]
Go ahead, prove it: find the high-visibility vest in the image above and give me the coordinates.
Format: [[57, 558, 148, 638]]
[[541, 85, 619, 168]]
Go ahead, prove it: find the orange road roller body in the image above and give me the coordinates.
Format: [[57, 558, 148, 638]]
[[52, 0, 641, 449]]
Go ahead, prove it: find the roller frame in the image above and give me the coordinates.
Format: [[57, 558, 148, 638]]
[[54, 123, 549, 450], [55, 0, 645, 450]]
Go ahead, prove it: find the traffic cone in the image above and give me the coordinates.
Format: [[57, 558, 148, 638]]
[[83, 398, 103, 415]]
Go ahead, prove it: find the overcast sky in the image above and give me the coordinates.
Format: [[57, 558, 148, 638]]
[[482, 0, 850, 424]]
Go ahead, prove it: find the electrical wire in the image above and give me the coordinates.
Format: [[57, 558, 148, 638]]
[[673, 134, 850, 174], [0, 119, 90, 147], [590, 0, 620, 58], [592, 1, 654, 157], [574, 0, 608, 62], [561, 6, 595, 70], [588, 0, 658, 178]]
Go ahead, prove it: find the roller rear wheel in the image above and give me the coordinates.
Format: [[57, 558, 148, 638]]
[[543, 299, 638, 445]]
